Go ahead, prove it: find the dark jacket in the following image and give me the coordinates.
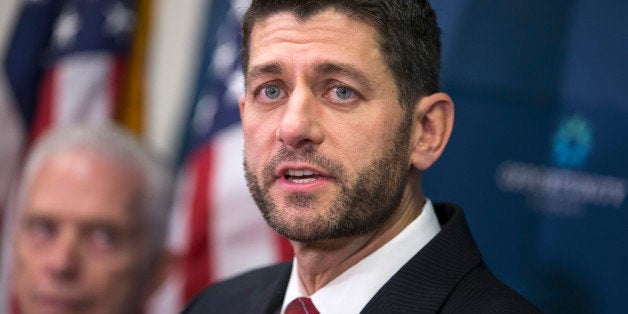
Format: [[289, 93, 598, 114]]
[[183, 203, 541, 313]]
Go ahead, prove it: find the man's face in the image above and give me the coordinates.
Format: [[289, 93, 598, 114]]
[[241, 10, 413, 242], [13, 150, 148, 314]]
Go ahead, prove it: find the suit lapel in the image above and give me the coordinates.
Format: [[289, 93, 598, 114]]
[[243, 262, 292, 314], [361, 204, 483, 313]]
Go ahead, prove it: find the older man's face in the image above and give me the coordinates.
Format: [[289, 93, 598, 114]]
[[13, 149, 148, 314]]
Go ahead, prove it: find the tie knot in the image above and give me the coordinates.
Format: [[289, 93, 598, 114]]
[[285, 297, 320, 314]]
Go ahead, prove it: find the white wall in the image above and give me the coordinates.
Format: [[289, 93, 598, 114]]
[[0, 0, 25, 207], [146, 0, 209, 164]]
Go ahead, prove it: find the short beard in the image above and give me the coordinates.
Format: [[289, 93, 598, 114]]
[[244, 118, 412, 242]]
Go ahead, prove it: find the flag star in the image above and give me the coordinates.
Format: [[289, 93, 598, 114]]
[[225, 70, 244, 107], [53, 10, 80, 49], [212, 41, 238, 78], [104, 2, 135, 37], [232, 0, 251, 19], [193, 95, 219, 136]]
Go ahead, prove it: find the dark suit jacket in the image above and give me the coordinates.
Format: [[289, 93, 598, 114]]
[[182, 203, 541, 313]]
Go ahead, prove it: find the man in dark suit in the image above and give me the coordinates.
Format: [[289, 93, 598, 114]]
[[184, 0, 540, 313]]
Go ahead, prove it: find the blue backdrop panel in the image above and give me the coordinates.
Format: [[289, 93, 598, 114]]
[[428, 1, 627, 313]]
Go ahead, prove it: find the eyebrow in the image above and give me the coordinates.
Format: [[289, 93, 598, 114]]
[[246, 63, 284, 87], [313, 62, 375, 91], [245, 61, 375, 91]]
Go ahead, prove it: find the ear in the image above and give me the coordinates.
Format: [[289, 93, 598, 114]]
[[409, 92, 454, 170], [239, 94, 246, 119]]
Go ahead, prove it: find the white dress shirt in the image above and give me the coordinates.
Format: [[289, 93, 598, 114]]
[[281, 199, 441, 314]]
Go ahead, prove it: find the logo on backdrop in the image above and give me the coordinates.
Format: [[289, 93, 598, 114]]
[[551, 114, 594, 169], [496, 113, 626, 217]]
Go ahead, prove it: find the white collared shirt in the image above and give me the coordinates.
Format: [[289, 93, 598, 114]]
[[281, 199, 441, 314]]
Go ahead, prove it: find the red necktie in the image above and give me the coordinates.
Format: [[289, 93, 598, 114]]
[[285, 297, 320, 314]]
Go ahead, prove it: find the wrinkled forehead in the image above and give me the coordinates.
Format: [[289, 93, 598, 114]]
[[24, 145, 137, 184], [244, 8, 383, 78], [27, 148, 133, 187], [20, 149, 143, 218], [251, 7, 382, 41], [243, 6, 385, 68]]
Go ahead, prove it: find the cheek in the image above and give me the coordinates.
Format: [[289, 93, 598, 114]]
[[13, 237, 40, 279], [331, 117, 392, 161], [87, 256, 144, 306], [87, 250, 141, 286], [243, 138, 264, 171], [243, 120, 276, 166], [12, 246, 35, 293]]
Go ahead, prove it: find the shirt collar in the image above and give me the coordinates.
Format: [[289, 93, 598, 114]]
[[281, 199, 441, 313]]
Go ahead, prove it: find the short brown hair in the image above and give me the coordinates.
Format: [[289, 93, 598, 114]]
[[241, 0, 441, 112]]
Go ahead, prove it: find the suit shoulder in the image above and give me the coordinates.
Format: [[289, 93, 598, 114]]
[[441, 263, 542, 313], [182, 262, 291, 313], [210, 262, 290, 294]]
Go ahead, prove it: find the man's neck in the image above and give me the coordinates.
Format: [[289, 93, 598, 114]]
[[291, 182, 425, 295]]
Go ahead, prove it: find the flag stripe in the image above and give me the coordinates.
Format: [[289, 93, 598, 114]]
[[183, 145, 213, 301], [160, 0, 296, 309], [56, 54, 113, 124], [213, 125, 277, 279], [30, 69, 54, 143], [276, 232, 294, 262], [111, 56, 125, 125]]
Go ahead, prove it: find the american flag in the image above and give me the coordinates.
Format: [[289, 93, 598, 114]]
[[149, 0, 292, 311], [1, 0, 143, 312], [4, 0, 139, 143]]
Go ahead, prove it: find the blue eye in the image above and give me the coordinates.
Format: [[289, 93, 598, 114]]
[[263, 86, 281, 99], [334, 86, 354, 100]]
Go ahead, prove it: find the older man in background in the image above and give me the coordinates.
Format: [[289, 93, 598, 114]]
[[6, 123, 172, 314]]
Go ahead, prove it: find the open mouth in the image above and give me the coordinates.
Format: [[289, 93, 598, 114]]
[[284, 169, 322, 183]]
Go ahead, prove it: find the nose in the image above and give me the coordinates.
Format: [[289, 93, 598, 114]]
[[277, 85, 324, 148], [46, 229, 81, 281]]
